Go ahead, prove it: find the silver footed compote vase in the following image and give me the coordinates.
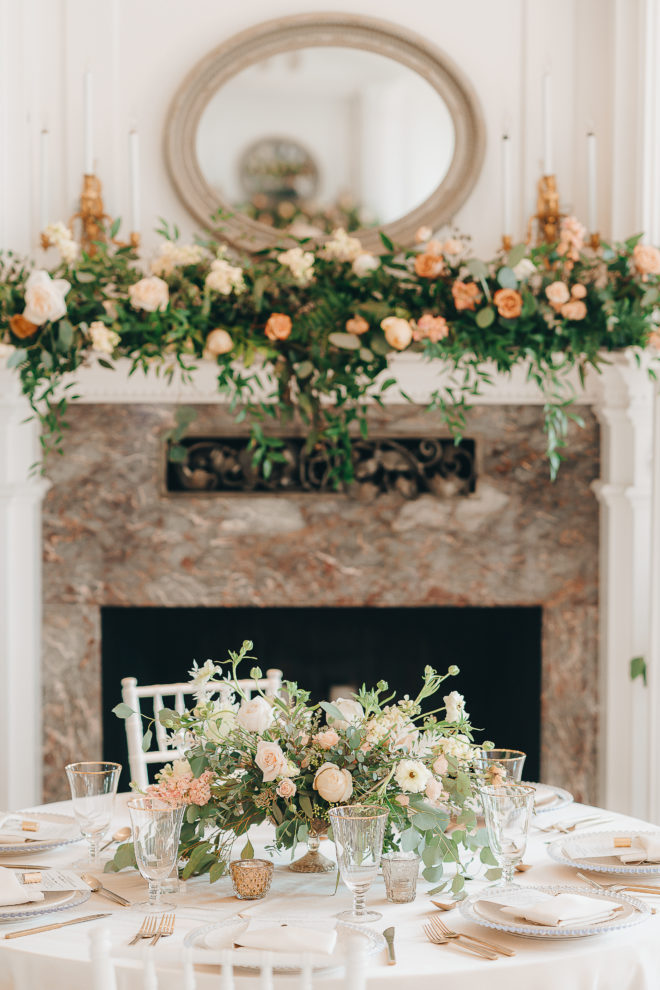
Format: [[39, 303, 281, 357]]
[[290, 819, 334, 873]]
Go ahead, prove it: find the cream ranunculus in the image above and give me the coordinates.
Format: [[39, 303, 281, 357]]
[[323, 228, 363, 263], [313, 762, 354, 802], [352, 253, 380, 278], [381, 316, 413, 351], [23, 270, 70, 325], [326, 697, 364, 731], [88, 320, 120, 355], [277, 247, 315, 284], [394, 759, 431, 793], [254, 740, 288, 782], [128, 276, 169, 313], [205, 258, 246, 295], [237, 696, 274, 734], [443, 691, 466, 723]]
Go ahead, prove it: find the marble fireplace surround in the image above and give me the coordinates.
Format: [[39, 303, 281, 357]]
[[1, 352, 660, 818]]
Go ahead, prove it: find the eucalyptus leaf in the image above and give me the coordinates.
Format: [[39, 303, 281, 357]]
[[75, 270, 96, 283], [370, 335, 391, 356], [328, 332, 361, 350], [6, 348, 27, 369], [476, 307, 496, 329], [209, 860, 229, 883], [112, 702, 134, 719], [241, 837, 255, 860], [497, 266, 518, 289], [422, 864, 445, 883], [141, 728, 153, 752], [400, 827, 420, 852], [296, 360, 314, 379], [466, 258, 489, 281], [507, 243, 527, 267], [58, 320, 74, 350]]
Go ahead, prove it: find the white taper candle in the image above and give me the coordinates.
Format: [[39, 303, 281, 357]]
[[129, 129, 141, 234], [84, 70, 94, 174], [542, 73, 553, 175], [502, 133, 512, 236], [39, 129, 49, 232], [587, 131, 597, 233]]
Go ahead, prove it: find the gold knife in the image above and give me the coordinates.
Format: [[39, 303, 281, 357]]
[[4, 913, 111, 939], [383, 926, 396, 965]]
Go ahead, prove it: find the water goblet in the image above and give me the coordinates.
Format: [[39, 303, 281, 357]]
[[65, 761, 121, 868], [329, 804, 388, 924], [480, 783, 535, 887], [475, 748, 527, 783], [127, 797, 184, 912]]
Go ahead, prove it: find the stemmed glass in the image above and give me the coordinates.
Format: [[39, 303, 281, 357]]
[[475, 748, 527, 783], [127, 797, 184, 912], [329, 804, 388, 924], [480, 783, 535, 887], [65, 761, 121, 868]]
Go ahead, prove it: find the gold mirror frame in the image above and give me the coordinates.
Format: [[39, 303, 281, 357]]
[[164, 13, 486, 252]]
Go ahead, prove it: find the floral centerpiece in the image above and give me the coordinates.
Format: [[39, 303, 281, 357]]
[[109, 641, 500, 897], [1, 215, 659, 480]]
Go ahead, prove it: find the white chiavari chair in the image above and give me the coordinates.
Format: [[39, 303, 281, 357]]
[[120, 668, 283, 789], [90, 928, 117, 990]]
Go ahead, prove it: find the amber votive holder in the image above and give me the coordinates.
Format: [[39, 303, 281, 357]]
[[230, 858, 274, 899]]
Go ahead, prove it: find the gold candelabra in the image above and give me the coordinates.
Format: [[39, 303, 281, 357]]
[[527, 174, 563, 245], [41, 173, 140, 255]]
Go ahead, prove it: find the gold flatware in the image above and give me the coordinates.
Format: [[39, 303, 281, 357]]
[[128, 914, 159, 945], [430, 898, 456, 911], [0, 864, 53, 870], [150, 912, 175, 946], [577, 872, 660, 895], [4, 913, 111, 939], [536, 816, 613, 834], [383, 926, 396, 965], [515, 863, 533, 873], [428, 916, 516, 957], [81, 873, 131, 907], [99, 826, 131, 853], [423, 922, 498, 960]]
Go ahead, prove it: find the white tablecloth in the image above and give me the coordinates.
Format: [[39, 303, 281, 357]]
[[1, 795, 659, 989]]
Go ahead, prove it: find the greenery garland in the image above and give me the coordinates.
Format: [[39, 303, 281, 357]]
[[1, 215, 659, 480]]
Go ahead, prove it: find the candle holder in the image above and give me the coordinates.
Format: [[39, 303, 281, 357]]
[[501, 235, 513, 252], [527, 174, 564, 245], [68, 174, 112, 256], [588, 232, 600, 251]]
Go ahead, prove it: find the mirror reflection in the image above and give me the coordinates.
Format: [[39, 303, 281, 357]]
[[196, 46, 455, 237]]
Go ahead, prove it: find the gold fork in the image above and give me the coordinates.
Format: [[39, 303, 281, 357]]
[[429, 915, 516, 957], [150, 912, 175, 946], [128, 914, 159, 945], [423, 922, 498, 960], [535, 816, 612, 834]]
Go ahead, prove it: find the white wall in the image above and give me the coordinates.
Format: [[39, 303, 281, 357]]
[[0, 0, 641, 259]]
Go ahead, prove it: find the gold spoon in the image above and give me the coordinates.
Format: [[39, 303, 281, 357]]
[[515, 863, 533, 873], [99, 826, 131, 853], [430, 899, 456, 911], [81, 873, 131, 906]]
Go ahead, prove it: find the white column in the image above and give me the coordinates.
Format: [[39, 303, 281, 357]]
[[0, 367, 49, 808], [592, 352, 655, 816]]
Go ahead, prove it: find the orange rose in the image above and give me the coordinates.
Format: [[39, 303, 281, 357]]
[[345, 315, 369, 335], [413, 314, 449, 343], [633, 244, 660, 278], [493, 288, 523, 319], [560, 300, 587, 321], [545, 281, 570, 309], [451, 280, 481, 311], [9, 314, 38, 339], [264, 313, 292, 341], [414, 252, 445, 279], [571, 283, 587, 299]]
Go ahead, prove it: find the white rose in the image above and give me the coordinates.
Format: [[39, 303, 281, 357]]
[[237, 696, 274, 734], [443, 691, 466, 723], [205, 259, 246, 295], [394, 759, 431, 794], [512, 258, 536, 281], [352, 253, 380, 278], [88, 320, 120, 355], [23, 270, 70, 325], [254, 740, 288, 782], [326, 697, 364, 731], [381, 316, 413, 351], [203, 328, 233, 359], [128, 276, 169, 313], [313, 762, 354, 802], [205, 709, 236, 744]]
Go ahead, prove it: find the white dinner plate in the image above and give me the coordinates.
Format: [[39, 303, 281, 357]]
[[460, 883, 650, 939], [0, 812, 81, 855], [0, 887, 91, 923], [183, 915, 385, 974], [548, 830, 660, 877], [526, 781, 574, 814]]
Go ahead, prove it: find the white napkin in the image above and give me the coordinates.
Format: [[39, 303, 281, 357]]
[[235, 920, 337, 955], [0, 867, 45, 907], [498, 893, 622, 927], [618, 835, 660, 864], [534, 785, 557, 808], [0, 814, 76, 844]]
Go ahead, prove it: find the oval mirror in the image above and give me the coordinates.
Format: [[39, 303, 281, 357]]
[[165, 14, 485, 252]]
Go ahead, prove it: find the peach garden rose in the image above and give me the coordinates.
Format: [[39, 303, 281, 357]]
[[313, 763, 353, 802], [381, 316, 413, 350], [451, 280, 481, 311], [633, 243, 660, 278], [545, 281, 570, 309], [254, 740, 288, 782], [493, 288, 523, 319], [265, 313, 292, 342]]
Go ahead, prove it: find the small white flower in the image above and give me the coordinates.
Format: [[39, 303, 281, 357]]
[[444, 691, 467, 723], [323, 227, 363, 263], [128, 276, 169, 312], [394, 759, 431, 793], [205, 258, 246, 295], [512, 258, 536, 281], [43, 221, 79, 265], [23, 270, 70, 325], [151, 240, 205, 275], [352, 253, 380, 278], [277, 246, 315, 285], [437, 734, 473, 763], [88, 320, 120, 355]]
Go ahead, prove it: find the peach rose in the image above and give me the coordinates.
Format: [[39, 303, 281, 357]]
[[432, 754, 448, 776], [560, 300, 587, 321], [415, 225, 432, 244], [128, 275, 169, 313], [313, 762, 353, 803], [648, 330, 660, 349], [203, 328, 233, 359], [254, 740, 288, 782], [493, 288, 523, 319], [545, 281, 570, 309], [276, 778, 297, 799], [9, 314, 38, 339], [451, 281, 481, 311], [413, 314, 449, 343], [381, 316, 413, 351], [414, 253, 445, 279], [425, 777, 444, 802], [443, 238, 463, 256], [265, 313, 292, 341], [571, 283, 587, 299], [395, 794, 410, 807], [345, 315, 369, 335], [314, 728, 340, 750], [633, 243, 660, 278]]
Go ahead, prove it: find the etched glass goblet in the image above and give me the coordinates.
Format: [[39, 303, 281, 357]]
[[480, 783, 535, 887], [329, 804, 388, 923], [475, 748, 527, 783], [65, 761, 121, 868], [127, 797, 184, 912]]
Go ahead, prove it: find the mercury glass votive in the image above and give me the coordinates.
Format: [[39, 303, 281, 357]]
[[381, 851, 420, 903], [230, 859, 274, 899]]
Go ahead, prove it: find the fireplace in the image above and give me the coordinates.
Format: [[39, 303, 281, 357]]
[[101, 604, 543, 788]]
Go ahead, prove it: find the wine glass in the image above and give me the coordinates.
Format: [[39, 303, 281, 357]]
[[329, 804, 388, 923], [475, 748, 527, 783], [127, 797, 184, 912], [480, 783, 535, 887], [65, 761, 121, 867]]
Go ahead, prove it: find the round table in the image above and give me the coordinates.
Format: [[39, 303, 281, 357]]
[[1, 795, 659, 989]]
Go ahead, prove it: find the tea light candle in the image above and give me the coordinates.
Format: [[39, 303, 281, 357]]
[[587, 130, 597, 233], [229, 858, 274, 899], [502, 133, 512, 237], [542, 72, 553, 175]]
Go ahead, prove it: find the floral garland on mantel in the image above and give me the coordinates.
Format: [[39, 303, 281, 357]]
[[1, 215, 659, 480]]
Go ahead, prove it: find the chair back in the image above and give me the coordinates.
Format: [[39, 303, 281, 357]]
[[120, 668, 283, 790]]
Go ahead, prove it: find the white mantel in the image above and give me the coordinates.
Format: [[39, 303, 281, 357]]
[[1, 352, 659, 822]]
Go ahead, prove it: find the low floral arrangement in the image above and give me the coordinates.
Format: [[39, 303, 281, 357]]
[[2, 215, 659, 478], [109, 640, 500, 897]]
